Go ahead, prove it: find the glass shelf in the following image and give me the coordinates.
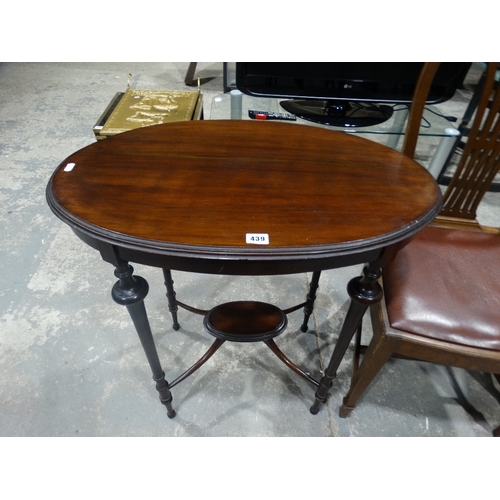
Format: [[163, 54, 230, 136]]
[[210, 93, 458, 139]]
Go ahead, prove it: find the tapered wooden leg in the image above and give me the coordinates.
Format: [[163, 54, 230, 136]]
[[301, 271, 321, 332], [310, 262, 383, 415], [310, 300, 368, 414], [339, 318, 395, 417], [112, 262, 176, 418], [163, 268, 180, 330]]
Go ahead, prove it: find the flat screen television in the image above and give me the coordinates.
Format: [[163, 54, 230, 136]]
[[236, 62, 471, 127]]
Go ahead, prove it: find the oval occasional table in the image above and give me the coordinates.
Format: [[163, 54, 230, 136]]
[[46, 120, 442, 419]]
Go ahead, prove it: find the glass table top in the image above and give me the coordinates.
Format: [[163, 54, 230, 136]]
[[210, 93, 458, 138]]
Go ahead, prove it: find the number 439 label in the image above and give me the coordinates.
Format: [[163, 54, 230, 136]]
[[246, 233, 270, 245]]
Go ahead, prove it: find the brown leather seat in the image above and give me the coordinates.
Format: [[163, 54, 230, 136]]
[[384, 226, 500, 351]]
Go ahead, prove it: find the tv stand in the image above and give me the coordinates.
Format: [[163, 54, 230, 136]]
[[280, 99, 394, 128], [210, 93, 460, 180]]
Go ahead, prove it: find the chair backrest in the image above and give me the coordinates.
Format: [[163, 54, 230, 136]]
[[401, 62, 440, 159], [403, 62, 500, 225], [441, 63, 500, 221]]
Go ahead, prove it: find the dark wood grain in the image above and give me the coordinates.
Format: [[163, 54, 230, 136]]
[[47, 120, 441, 267]]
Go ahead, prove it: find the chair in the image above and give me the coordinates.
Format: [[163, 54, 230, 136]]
[[339, 62, 500, 436]]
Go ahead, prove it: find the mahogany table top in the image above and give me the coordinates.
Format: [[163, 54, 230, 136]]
[[47, 120, 441, 273]]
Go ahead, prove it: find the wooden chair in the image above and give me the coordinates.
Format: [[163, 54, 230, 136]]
[[339, 62, 500, 436]]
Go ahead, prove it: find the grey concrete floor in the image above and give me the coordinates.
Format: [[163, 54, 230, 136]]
[[1, 62, 499, 440]]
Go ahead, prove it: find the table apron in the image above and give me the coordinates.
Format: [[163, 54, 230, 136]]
[[72, 228, 387, 276]]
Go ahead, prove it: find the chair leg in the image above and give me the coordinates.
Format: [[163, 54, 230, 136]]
[[185, 62, 197, 86], [339, 327, 395, 418], [351, 322, 363, 382], [493, 374, 500, 437]]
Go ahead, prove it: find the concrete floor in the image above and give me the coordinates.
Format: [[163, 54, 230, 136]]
[[1, 62, 499, 438]]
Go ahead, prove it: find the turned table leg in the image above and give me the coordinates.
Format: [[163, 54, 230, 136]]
[[301, 271, 321, 332], [310, 262, 383, 415], [163, 268, 180, 331], [112, 262, 176, 418]]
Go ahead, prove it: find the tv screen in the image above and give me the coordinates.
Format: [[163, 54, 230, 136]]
[[236, 62, 471, 127]]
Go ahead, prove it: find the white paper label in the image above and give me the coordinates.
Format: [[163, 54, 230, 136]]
[[246, 233, 269, 245]]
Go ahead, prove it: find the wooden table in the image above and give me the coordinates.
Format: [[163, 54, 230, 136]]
[[46, 120, 442, 418]]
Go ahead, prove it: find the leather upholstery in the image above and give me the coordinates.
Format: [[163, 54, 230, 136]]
[[384, 226, 500, 351]]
